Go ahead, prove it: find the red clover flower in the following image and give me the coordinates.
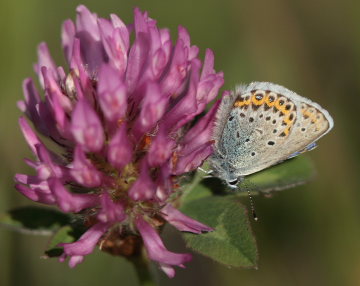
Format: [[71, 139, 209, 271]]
[[15, 5, 224, 278]]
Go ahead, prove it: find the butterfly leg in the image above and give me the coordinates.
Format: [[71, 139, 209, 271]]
[[198, 167, 214, 175]]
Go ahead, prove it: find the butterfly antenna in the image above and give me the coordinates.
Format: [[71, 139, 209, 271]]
[[246, 188, 258, 221], [239, 179, 259, 221]]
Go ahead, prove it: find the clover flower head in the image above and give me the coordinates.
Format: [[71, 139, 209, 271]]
[[16, 5, 224, 277]]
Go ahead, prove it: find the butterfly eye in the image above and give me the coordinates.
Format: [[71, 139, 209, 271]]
[[228, 179, 238, 186]]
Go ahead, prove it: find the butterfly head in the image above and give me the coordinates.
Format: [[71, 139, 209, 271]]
[[209, 154, 244, 189], [227, 178, 240, 189]]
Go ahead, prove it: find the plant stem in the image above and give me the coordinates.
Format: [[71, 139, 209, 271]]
[[180, 163, 209, 204], [129, 253, 157, 286]]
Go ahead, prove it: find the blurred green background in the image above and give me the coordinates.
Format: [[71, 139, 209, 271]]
[[1, 0, 359, 285]]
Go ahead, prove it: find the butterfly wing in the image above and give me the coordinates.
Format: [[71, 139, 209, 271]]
[[214, 82, 333, 178]]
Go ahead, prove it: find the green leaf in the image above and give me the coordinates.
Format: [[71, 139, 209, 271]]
[[181, 181, 213, 205], [44, 225, 78, 258], [0, 206, 71, 235], [239, 156, 316, 194], [180, 161, 227, 205], [180, 196, 258, 268]]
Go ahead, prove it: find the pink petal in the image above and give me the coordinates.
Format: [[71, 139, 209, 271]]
[[128, 161, 156, 201], [200, 49, 215, 80], [125, 32, 150, 93], [155, 164, 172, 201], [61, 19, 76, 64], [133, 82, 168, 138], [107, 123, 133, 170], [71, 98, 104, 152], [162, 60, 201, 131], [15, 183, 56, 205], [70, 38, 90, 89], [97, 192, 126, 223], [35, 42, 58, 88], [76, 5, 100, 41], [97, 64, 127, 121], [172, 142, 213, 175], [98, 20, 128, 75], [110, 14, 130, 51], [35, 144, 65, 180], [161, 204, 213, 233], [196, 73, 224, 110], [134, 7, 149, 35], [160, 38, 189, 97], [136, 216, 192, 277], [60, 222, 111, 267], [179, 100, 219, 152], [160, 28, 170, 45], [151, 48, 167, 79], [147, 127, 175, 167], [19, 117, 41, 155], [21, 78, 41, 119], [70, 146, 103, 187], [49, 178, 99, 213], [160, 264, 176, 278], [42, 67, 72, 112], [69, 256, 84, 268]]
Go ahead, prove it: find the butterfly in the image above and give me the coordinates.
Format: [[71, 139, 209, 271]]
[[209, 82, 334, 188]]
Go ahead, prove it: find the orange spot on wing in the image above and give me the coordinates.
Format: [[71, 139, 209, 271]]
[[233, 100, 243, 107], [283, 118, 291, 125], [265, 94, 276, 107], [283, 113, 295, 125], [279, 125, 292, 137], [234, 96, 251, 107], [251, 94, 266, 106], [283, 126, 291, 136], [275, 99, 291, 115], [302, 109, 317, 123]]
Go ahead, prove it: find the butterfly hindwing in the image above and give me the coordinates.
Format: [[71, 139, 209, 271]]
[[210, 82, 333, 184]]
